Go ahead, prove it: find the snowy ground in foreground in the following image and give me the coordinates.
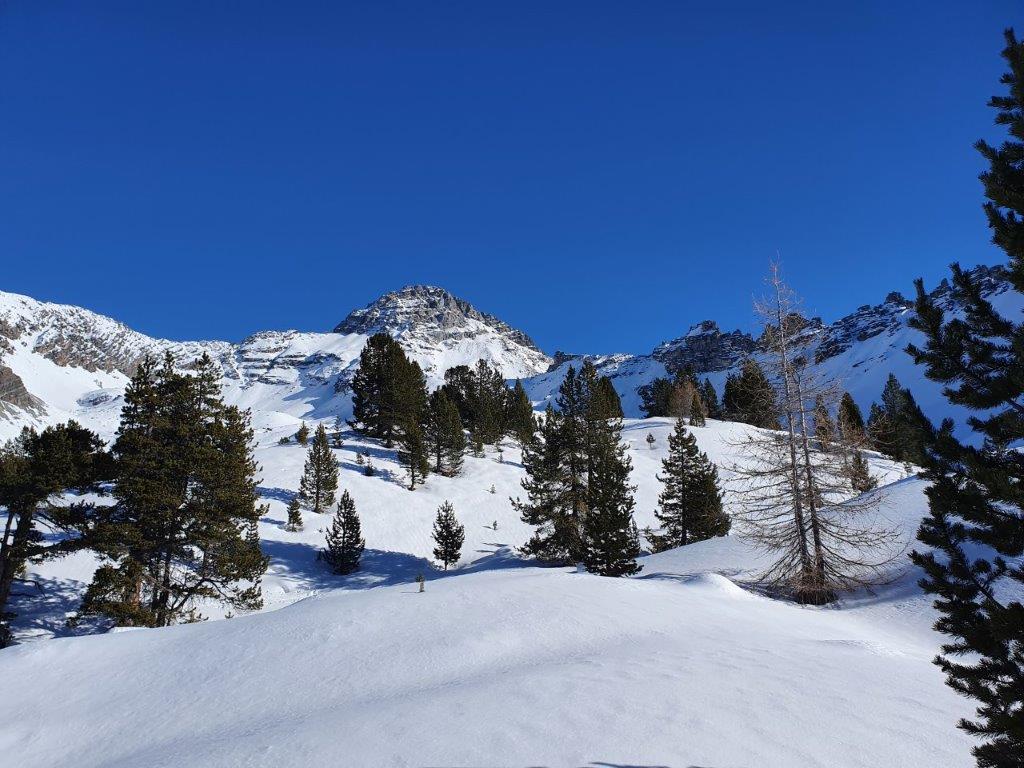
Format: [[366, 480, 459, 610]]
[[0, 418, 989, 767]]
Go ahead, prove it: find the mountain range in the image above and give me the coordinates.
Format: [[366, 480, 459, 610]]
[[0, 263, 1015, 442]]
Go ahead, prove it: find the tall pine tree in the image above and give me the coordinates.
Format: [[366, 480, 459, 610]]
[[432, 500, 465, 570], [505, 379, 536, 446], [907, 29, 1024, 766], [425, 389, 465, 476], [648, 419, 728, 552], [299, 424, 338, 514], [397, 418, 429, 490], [322, 490, 364, 575]]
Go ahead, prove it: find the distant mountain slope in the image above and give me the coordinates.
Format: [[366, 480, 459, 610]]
[[0, 285, 552, 440], [525, 264, 1018, 438]]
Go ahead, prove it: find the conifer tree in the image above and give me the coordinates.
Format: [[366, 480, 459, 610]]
[[837, 392, 867, 443], [701, 378, 721, 419], [431, 500, 465, 570], [723, 360, 779, 429], [0, 421, 109, 645], [689, 391, 707, 427], [299, 424, 339, 514], [397, 418, 429, 489], [296, 422, 310, 445], [506, 379, 536, 446], [285, 496, 303, 532], [868, 374, 932, 464], [638, 377, 675, 418], [581, 423, 642, 576], [425, 389, 465, 476], [589, 373, 623, 420], [322, 490, 364, 575], [350, 333, 427, 445], [813, 395, 836, 450], [81, 353, 267, 628], [848, 450, 877, 494], [648, 419, 728, 552], [906, 30, 1024, 765]]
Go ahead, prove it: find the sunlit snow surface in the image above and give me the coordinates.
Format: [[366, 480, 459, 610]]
[[1, 417, 1005, 768]]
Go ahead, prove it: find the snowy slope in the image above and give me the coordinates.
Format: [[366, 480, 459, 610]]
[[0, 285, 551, 441], [0, 432, 983, 767]]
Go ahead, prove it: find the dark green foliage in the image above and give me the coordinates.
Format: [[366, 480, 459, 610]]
[[813, 396, 836, 450], [867, 374, 932, 465], [689, 391, 707, 427], [906, 30, 1024, 766], [278, 435, 290, 445], [638, 376, 675, 418], [848, 451, 877, 494], [295, 422, 310, 445], [700, 379, 721, 419], [299, 424, 339, 514], [515, 365, 641, 576], [81, 353, 267, 628], [722, 360, 779, 429], [285, 496, 303, 532], [397, 418, 429, 489], [505, 379, 536, 446], [350, 333, 427, 446], [838, 392, 867, 442], [0, 421, 109, 645], [425, 389, 465, 476], [431, 500, 465, 570], [441, 360, 509, 448], [648, 419, 728, 552], [588, 371, 623, 421], [322, 490, 364, 575], [581, 424, 642, 577]]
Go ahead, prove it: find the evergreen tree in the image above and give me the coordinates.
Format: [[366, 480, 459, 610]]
[[0, 421, 109, 645], [589, 372, 623, 420], [638, 377, 675, 418], [689, 391, 707, 427], [350, 333, 427, 445], [505, 379, 536, 446], [648, 419, 728, 552], [81, 353, 267, 628], [906, 30, 1024, 765], [469, 359, 507, 447], [295, 421, 310, 445], [397, 418, 429, 489], [425, 389, 465, 476], [299, 424, 339, 514], [285, 496, 303, 532], [700, 378, 721, 419], [838, 392, 867, 443], [813, 395, 837, 450], [848, 450, 877, 494], [431, 500, 465, 570], [321, 490, 364, 575], [868, 374, 932, 465], [582, 422, 642, 576], [722, 360, 779, 428]]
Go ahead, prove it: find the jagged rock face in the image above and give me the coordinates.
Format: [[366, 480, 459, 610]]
[[652, 320, 757, 374], [334, 285, 551, 382]]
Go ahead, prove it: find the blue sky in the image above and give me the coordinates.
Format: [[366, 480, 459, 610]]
[[0, 2, 1018, 353]]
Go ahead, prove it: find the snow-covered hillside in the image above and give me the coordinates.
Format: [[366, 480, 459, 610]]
[[1, 416, 986, 768]]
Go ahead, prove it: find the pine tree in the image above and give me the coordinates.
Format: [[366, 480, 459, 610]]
[[646, 433, 656, 449], [723, 360, 779, 429], [322, 490, 364, 575], [506, 379, 536, 446], [431, 501, 465, 570], [582, 422, 642, 576], [589, 371, 623, 420], [638, 377, 675, 418], [837, 392, 867, 443], [350, 333, 427, 445], [905, 30, 1024, 766], [848, 450, 877, 494], [868, 374, 932, 464], [648, 419, 728, 552], [0, 421, 109, 645], [689, 391, 707, 427], [81, 353, 267, 628], [397, 418, 429, 489], [425, 389, 465, 476], [701, 379, 721, 419], [813, 396, 836, 450], [299, 424, 339, 514], [296, 422, 310, 445], [285, 496, 303, 532]]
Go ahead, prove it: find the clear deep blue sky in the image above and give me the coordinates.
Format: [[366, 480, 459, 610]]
[[0, 2, 1018, 353]]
